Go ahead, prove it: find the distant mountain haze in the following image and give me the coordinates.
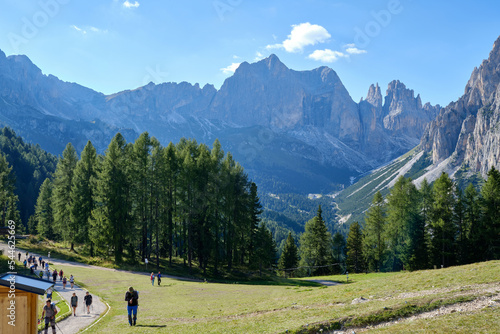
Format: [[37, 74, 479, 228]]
[[0, 49, 439, 193]]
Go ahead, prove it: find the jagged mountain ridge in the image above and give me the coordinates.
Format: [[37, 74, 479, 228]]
[[0, 49, 438, 193], [421, 35, 500, 179]]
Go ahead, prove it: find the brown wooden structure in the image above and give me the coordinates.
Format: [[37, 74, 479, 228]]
[[0, 273, 54, 334]]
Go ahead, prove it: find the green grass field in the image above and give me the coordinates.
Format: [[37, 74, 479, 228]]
[[50, 260, 500, 333]]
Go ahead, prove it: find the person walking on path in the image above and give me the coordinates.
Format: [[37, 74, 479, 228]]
[[71, 292, 78, 316], [150, 272, 155, 286], [70, 274, 75, 289], [59, 269, 63, 281], [41, 299, 58, 334], [125, 286, 139, 326], [46, 286, 53, 300], [52, 269, 57, 283], [84, 291, 93, 314], [157, 271, 162, 286], [17, 252, 21, 261], [62, 276, 67, 289], [46, 269, 51, 280]]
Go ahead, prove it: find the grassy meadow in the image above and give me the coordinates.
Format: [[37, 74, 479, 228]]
[[50, 260, 500, 333]]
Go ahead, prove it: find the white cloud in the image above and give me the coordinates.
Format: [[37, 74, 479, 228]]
[[308, 49, 348, 63], [254, 51, 265, 61], [221, 62, 241, 75], [123, 1, 140, 8], [267, 22, 331, 53], [71, 25, 108, 35], [345, 47, 367, 55], [71, 25, 87, 34]]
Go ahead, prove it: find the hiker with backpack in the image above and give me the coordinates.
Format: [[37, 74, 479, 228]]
[[84, 291, 93, 314], [71, 292, 78, 316], [124, 286, 139, 326], [41, 299, 58, 334]]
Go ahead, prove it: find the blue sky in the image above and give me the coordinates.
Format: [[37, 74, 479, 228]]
[[1, 0, 499, 106]]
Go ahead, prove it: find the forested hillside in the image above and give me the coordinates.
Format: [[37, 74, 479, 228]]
[[351, 171, 500, 274], [0, 127, 57, 225], [33, 132, 276, 274]]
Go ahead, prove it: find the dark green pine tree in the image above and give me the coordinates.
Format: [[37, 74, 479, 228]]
[[362, 191, 386, 272], [453, 186, 467, 265], [278, 232, 299, 277], [299, 205, 333, 276], [253, 222, 277, 276], [430, 172, 456, 268], [90, 133, 131, 263], [464, 183, 481, 263], [479, 167, 500, 260], [209, 139, 224, 275], [131, 132, 152, 262], [162, 142, 179, 266], [0, 152, 19, 225], [52, 143, 78, 241], [332, 232, 346, 274], [248, 182, 263, 265], [70, 141, 97, 254], [35, 178, 54, 239], [346, 222, 364, 273]]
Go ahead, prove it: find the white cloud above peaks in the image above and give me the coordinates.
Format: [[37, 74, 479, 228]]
[[221, 62, 241, 75], [344, 44, 367, 55], [123, 1, 140, 8], [308, 49, 348, 63], [267, 23, 331, 53]]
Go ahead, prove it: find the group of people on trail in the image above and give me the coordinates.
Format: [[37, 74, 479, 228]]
[[150, 271, 162, 286], [70, 290, 93, 316]]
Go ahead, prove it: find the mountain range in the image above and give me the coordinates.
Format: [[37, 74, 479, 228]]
[[0, 49, 440, 195], [335, 35, 500, 225]]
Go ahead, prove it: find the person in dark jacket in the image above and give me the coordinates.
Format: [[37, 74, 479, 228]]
[[84, 291, 93, 314], [71, 293, 78, 316], [124, 286, 139, 326]]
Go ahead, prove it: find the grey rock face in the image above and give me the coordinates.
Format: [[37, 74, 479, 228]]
[[421, 35, 500, 176]]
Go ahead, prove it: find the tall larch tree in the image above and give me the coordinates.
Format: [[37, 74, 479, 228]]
[[35, 178, 54, 239], [278, 232, 299, 277], [480, 167, 500, 260], [363, 191, 386, 272], [346, 222, 364, 273], [299, 205, 333, 275], [70, 141, 97, 254], [430, 172, 456, 268], [52, 143, 78, 242], [90, 133, 131, 263]]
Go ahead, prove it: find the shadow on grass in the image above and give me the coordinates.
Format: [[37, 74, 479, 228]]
[[135, 324, 167, 328]]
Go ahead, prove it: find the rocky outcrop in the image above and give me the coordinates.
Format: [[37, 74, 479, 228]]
[[383, 80, 440, 140], [421, 35, 500, 176]]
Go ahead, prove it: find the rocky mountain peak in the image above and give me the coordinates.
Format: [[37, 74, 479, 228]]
[[421, 35, 500, 174], [365, 83, 382, 108]]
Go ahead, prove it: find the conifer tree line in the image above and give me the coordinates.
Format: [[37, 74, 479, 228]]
[[33, 132, 276, 274], [345, 170, 500, 273]]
